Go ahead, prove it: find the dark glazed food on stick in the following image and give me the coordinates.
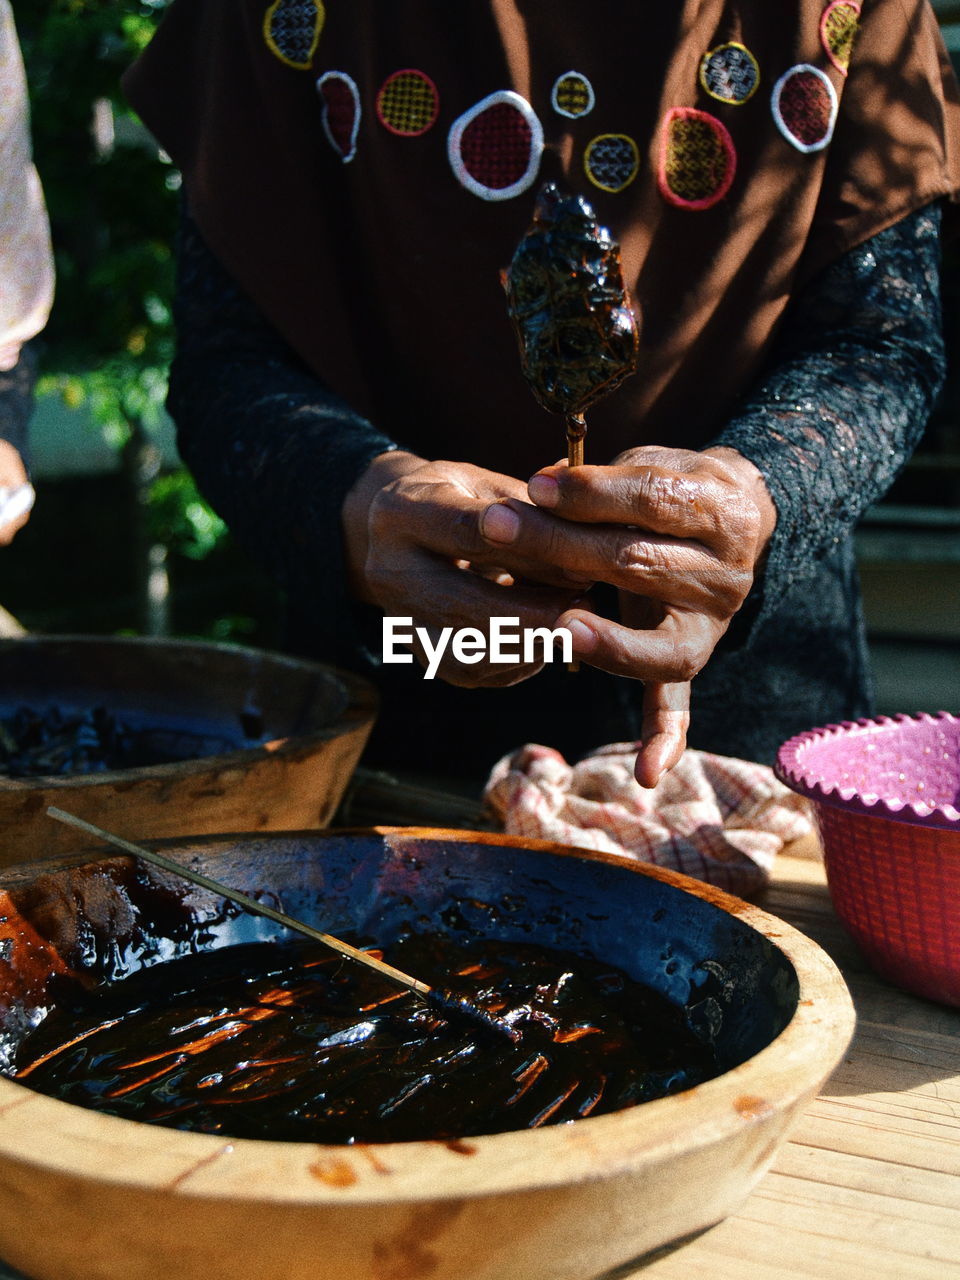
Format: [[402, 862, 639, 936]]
[[502, 183, 639, 467]]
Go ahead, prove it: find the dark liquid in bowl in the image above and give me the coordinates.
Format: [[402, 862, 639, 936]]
[[0, 704, 253, 776], [13, 935, 718, 1142]]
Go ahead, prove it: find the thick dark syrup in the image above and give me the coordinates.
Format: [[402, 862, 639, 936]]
[[12, 934, 717, 1143], [0, 703, 255, 777]]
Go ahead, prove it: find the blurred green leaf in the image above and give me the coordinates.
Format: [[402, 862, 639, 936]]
[[19, 0, 176, 444], [148, 469, 228, 560]]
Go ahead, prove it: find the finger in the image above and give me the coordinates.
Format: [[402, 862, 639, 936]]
[[558, 607, 723, 684], [459, 560, 586, 593], [372, 466, 528, 561], [371, 548, 581, 640], [478, 503, 595, 588], [456, 559, 515, 587], [398, 567, 580, 688], [0, 510, 29, 547], [375, 478, 591, 590], [408, 623, 545, 689], [633, 681, 690, 788], [482, 500, 748, 610], [527, 463, 757, 554]]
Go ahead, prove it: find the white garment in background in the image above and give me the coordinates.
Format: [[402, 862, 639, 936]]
[[0, 0, 53, 371]]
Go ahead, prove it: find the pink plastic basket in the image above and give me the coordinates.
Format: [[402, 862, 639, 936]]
[[777, 712, 960, 1006]]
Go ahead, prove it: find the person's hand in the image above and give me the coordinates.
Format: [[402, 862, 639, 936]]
[[0, 439, 32, 547], [342, 450, 585, 687], [477, 445, 777, 782]]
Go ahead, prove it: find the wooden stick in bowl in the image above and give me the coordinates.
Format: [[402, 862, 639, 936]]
[[46, 806, 520, 1044]]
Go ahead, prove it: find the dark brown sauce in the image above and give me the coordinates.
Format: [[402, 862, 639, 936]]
[[11, 935, 718, 1143], [0, 704, 253, 777]]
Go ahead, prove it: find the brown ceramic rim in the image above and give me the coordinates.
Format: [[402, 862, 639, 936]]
[[0, 828, 856, 1205]]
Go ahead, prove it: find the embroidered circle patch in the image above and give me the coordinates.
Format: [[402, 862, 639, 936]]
[[699, 42, 760, 104], [317, 71, 361, 163], [820, 0, 861, 75], [264, 0, 325, 71], [658, 107, 736, 210], [376, 69, 440, 137], [584, 134, 640, 193], [447, 91, 543, 201], [551, 71, 595, 119], [772, 64, 838, 153]]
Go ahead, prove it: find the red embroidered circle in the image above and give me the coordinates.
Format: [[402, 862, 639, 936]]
[[657, 107, 736, 210], [461, 104, 532, 187], [317, 71, 360, 162], [772, 65, 838, 152], [448, 92, 543, 200]]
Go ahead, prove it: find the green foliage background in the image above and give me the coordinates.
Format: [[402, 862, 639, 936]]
[[17, 0, 226, 562], [18, 1, 174, 441]]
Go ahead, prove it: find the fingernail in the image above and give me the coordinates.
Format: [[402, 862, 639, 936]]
[[481, 503, 520, 543], [565, 618, 597, 654], [528, 474, 559, 508]]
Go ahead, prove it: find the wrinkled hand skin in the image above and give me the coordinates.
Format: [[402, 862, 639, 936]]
[[343, 451, 583, 688], [0, 440, 31, 547], [479, 445, 777, 785]]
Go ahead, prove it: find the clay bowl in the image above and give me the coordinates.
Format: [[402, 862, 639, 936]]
[[0, 829, 853, 1280], [0, 636, 376, 866]]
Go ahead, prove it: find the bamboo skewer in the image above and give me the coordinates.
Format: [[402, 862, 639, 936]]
[[565, 414, 586, 671], [565, 412, 586, 469], [46, 806, 520, 1043]]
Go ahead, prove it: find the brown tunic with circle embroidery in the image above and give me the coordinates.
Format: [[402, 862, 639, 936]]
[[124, 0, 960, 478]]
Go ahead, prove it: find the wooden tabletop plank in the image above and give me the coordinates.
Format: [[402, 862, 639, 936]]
[[794, 1101, 960, 1166], [773, 1143, 960, 1208], [644, 1214, 959, 1280], [842, 1026, 960, 1074], [635, 851, 960, 1280], [755, 1166, 960, 1231], [821, 1082, 960, 1120], [737, 1173, 960, 1257]]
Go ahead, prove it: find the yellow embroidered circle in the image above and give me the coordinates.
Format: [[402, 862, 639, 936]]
[[377, 70, 440, 137], [698, 42, 760, 104], [584, 134, 640, 193], [263, 0, 325, 71], [821, 1, 861, 75]]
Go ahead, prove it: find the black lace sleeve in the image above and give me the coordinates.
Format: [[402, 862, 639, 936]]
[[167, 206, 398, 665], [710, 203, 945, 639]]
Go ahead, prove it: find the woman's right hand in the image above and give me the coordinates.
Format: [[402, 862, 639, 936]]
[[342, 450, 585, 687]]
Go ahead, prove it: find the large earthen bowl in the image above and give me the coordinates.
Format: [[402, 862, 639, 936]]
[[0, 829, 853, 1280], [0, 636, 376, 865]]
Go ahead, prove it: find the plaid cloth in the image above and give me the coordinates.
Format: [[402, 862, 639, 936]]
[[484, 743, 813, 895]]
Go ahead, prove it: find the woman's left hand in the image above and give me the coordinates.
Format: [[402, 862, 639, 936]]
[[478, 445, 777, 785], [0, 440, 32, 546]]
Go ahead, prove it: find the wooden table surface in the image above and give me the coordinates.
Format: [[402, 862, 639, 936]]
[[636, 845, 960, 1280]]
